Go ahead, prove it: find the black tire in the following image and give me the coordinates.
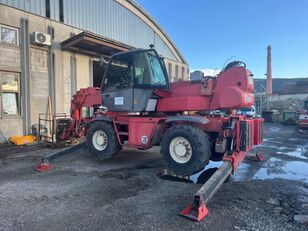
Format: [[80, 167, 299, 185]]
[[87, 121, 121, 160], [160, 125, 212, 176]]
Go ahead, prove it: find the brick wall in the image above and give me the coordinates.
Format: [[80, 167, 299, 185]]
[[30, 48, 48, 72]]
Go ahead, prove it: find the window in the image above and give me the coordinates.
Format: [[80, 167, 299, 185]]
[[175, 65, 178, 80], [0, 25, 18, 46], [59, 0, 64, 22], [102, 50, 168, 91], [134, 52, 149, 85], [182, 66, 185, 79], [146, 51, 167, 85], [46, 0, 51, 18], [1, 72, 20, 116], [168, 63, 172, 79], [102, 52, 133, 91]]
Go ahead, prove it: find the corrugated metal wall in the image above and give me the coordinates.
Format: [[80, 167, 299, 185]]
[[62, 0, 176, 60], [50, 0, 59, 21], [0, 0, 177, 60], [0, 0, 46, 16]]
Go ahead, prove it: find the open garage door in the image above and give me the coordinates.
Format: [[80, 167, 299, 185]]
[[92, 60, 105, 88]]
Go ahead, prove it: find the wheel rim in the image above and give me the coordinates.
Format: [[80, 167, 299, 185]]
[[92, 130, 108, 151], [169, 137, 192, 164]]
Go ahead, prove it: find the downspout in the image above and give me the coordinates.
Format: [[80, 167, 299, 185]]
[[20, 18, 31, 135]]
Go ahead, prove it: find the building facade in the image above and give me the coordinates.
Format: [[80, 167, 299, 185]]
[[254, 79, 308, 113], [0, 0, 189, 139]]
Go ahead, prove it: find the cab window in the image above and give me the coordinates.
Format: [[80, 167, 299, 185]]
[[102, 50, 168, 91], [146, 51, 167, 86], [102, 53, 133, 91]]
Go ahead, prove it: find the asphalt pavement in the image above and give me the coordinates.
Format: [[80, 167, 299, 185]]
[[0, 123, 307, 231]]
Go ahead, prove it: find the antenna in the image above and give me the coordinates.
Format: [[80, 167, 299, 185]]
[[220, 56, 235, 72]]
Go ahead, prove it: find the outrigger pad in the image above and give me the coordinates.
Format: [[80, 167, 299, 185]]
[[179, 202, 208, 222], [35, 162, 53, 172], [249, 153, 264, 161], [255, 153, 264, 161]]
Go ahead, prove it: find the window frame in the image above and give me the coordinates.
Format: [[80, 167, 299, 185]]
[[0, 71, 21, 117], [0, 24, 19, 47], [102, 49, 169, 91], [46, 0, 51, 18]]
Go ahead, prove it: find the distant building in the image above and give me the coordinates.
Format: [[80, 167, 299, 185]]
[[190, 69, 220, 81], [254, 78, 308, 113], [254, 78, 308, 94], [268, 79, 308, 101], [190, 70, 204, 81]]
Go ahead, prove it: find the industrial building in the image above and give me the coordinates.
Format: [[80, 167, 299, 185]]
[[0, 0, 189, 139]]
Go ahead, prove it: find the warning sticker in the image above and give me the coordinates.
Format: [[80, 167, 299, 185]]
[[114, 97, 124, 105]]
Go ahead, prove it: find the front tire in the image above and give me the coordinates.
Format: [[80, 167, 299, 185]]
[[160, 125, 212, 176], [87, 121, 121, 160]]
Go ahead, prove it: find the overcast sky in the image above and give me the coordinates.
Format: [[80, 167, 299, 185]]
[[137, 0, 308, 79]]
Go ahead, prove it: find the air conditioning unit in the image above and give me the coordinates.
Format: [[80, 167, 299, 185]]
[[33, 32, 51, 46]]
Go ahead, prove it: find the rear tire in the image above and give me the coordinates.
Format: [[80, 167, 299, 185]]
[[87, 121, 121, 160], [160, 125, 212, 176]]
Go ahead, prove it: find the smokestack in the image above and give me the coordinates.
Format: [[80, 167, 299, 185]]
[[266, 45, 272, 95]]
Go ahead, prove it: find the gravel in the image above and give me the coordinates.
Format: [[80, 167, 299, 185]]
[[0, 123, 307, 231]]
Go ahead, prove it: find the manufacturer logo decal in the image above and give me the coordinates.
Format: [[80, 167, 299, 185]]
[[141, 136, 148, 144], [244, 95, 253, 104]]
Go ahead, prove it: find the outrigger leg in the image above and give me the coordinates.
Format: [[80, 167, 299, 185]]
[[35, 141, 85, 172], [180, 151, 247, 221]]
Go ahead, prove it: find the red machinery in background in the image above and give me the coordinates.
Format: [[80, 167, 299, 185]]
[[299, 99, 308, 129]]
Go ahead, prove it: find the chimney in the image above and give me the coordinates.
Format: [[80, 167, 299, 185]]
[[266, 45, 272, 94]]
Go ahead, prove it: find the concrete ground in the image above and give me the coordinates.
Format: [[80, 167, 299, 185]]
[[0, 123, 307, 231]]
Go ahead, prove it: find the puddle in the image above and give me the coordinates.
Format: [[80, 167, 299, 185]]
[[277, 147, 308, 159], [254, 158, 308, 182], [233, 157, 308, 183], [257, 139, 308, 160], [270, 127, 280, 132], [263, 140, 284, 144]]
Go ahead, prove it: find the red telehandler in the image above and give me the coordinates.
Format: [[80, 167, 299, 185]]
[[37, 48, 263, 221], [85, 49, 263, 220], [86, 49, 262, 174]]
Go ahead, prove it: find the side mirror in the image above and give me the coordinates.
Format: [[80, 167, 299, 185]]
[[99, 56, 108, 67]]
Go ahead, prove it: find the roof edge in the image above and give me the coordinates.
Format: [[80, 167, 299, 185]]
[[125, 0, 187, 64]]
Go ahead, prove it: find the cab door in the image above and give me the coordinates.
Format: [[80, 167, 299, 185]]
[[101, 49, 169, 112], [101, 52, 134, 112]]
